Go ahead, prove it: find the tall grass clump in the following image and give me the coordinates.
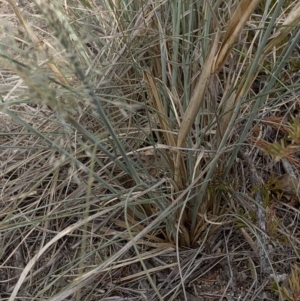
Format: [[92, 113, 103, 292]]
[[1, 0, 300, 300]]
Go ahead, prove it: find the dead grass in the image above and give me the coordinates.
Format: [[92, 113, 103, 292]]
[[0, 0, 300, 300]]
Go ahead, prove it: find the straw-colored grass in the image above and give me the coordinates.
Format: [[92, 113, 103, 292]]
[[1, 0, 300, 300]]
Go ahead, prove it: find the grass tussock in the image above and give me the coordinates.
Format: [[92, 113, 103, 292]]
[[1, 0, 300, 300]]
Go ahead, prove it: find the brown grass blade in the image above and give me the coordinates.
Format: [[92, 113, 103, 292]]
[[173, 31, 219, 187], [218, 2, 300, 139], [143, 70, 177, 147], [264, 3, 300, 55], [177, 30, 220, 149], [213, 0, 260, 73], [143, 70, 188, 188]]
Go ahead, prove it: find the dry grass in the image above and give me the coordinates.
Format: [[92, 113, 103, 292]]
[[1, 0, 300, 300]]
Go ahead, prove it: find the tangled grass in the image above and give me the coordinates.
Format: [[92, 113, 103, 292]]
[[1, 0, 300, 300]]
